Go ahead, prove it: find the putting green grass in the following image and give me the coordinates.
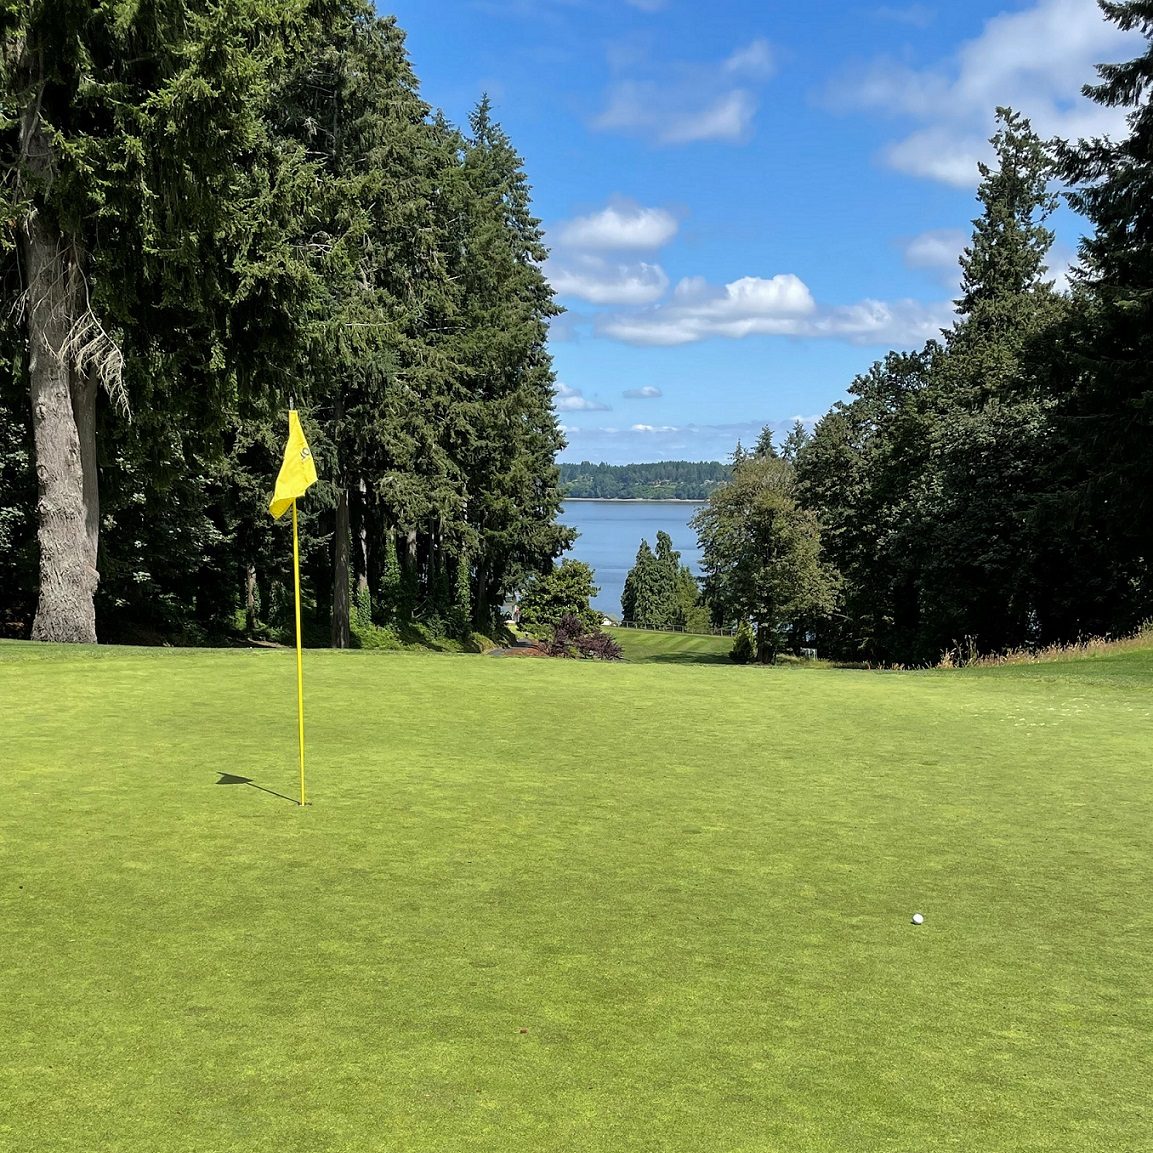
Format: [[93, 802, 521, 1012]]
[[2, 640, 1151, 1152]]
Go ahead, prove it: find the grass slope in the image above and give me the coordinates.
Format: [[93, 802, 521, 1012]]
[[2, 641, 1151, 1152], [608, 626, 732, 664]]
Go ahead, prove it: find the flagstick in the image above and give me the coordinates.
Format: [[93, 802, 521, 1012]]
[[291, 498, 307, 806]]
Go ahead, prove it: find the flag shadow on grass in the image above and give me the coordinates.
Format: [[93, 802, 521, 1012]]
[[216, 773, 298, 805]]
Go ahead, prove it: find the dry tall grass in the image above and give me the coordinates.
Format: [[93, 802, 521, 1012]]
[[937, 624, 1153, 668]]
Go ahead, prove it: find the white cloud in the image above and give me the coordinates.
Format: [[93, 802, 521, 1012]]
[[662, 91, 758, 145], [547, 255, 669, 304], [903, 228, 967, 286], [596, 83, 757, 144], [554, 383, 611, 412], [596, 271, 952, 348], [597, 274, 817, 345], [709, 275, 816, 316], [559, 418, 823, 465], [904, 229, 966, 271], [724, 38, 774, 79], [834, 0, 1143, 185], [553, 203, 678, 250], [595, 39, 775, 145], [884, 128, 989, 186], [810, 298, 954, 344], [623, 385, 662, 398]]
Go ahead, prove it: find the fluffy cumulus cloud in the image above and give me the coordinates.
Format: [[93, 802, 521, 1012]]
[[595, 38, 775, 145], [547, 257, 669, 305], [549, 201, 951, 349], [554, 203, 678, 251], [554, 383, 611, 412], [599, 273, 816, 345], [548, 200, 676, 305], [623, 385, 662, 398], [597, 272, 951, 348], [835, 0, 1142, 185], [808, 298, 954, 344]]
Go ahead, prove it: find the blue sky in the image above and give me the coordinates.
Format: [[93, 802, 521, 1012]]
[[386, 0, 1140, 464]]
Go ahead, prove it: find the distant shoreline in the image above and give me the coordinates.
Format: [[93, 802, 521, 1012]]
[[562, 497, 707, 504]]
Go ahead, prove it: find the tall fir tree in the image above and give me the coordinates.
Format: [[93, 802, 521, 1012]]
[[0, 0, 314, 641], [797, 110, 1068, 663], [449, 98, 572, 627], [1054, 0, 1153, 633], [914, 107, 1067, 657]]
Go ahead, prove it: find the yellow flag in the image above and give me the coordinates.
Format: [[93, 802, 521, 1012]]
[[269, 410, 318, 520]]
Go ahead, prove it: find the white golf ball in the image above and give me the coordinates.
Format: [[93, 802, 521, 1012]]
[[911, 913, 924, 925]]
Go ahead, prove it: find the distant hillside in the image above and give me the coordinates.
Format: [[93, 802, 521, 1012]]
[[559, 460, 727, 500]]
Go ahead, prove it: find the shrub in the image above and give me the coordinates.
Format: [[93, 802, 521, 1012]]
[[546, 613, 622, 660], [519, 561, 600, 636], [350, 617, 402, 650], [574, 630, 623, 661], [730, 619, 755, 664]]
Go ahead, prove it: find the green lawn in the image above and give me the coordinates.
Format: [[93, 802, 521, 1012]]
[[2, 640, 1150, 1152], [608, 626, 733, 664]]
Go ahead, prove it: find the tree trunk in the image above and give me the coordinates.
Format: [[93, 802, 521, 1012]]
[[71, 365, 100, 565], [24, 212, 97, 644], [406, 529, 419, 593], [473, 559, 489, 628], [331, 484, 351, 648], [353, 477, 370, 604], [20, 77, 98, 643], [755, 622, 776, 665], [245, 563, 258, 634]]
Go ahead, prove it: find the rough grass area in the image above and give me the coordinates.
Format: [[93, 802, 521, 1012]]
[[2, 640, 1151, 1152]]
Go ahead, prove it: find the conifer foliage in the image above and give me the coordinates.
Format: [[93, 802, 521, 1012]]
[[621, 531, 701, 629], [1054, 0, 1153, 630], [0, 2, 570, 644]]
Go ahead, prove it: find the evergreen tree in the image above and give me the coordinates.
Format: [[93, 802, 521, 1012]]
[[1054, 1, 1153, 630], [449, 99, 573, 628], [779, 421, 810, 464], [518, 560, 600, 636], [752, 425, 778, 458], [797, 109, 1066, 663], [914, 107, 1067, 656], [956, 108, 1058, 320], [795, 346, 939, 662], [652, 531, 679, 617], [621, 539, 660, 625], [621, 530, 699, 628], [0, 358, 35, 635], [0, 0, 313, 641], [270, 6, 457, 647]]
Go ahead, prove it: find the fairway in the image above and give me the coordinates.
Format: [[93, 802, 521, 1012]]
[[2, 643, 1151, 1152], [609, 626, 733, 664]]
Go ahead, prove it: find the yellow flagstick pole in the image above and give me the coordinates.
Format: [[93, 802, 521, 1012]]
[[291, 498, 307, 807]]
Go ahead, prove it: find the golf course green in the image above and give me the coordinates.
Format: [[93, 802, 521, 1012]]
[[2, 636, 1149, 1151]]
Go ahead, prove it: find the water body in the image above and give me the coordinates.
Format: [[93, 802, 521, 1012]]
[[560, 499, 706, 617]]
